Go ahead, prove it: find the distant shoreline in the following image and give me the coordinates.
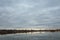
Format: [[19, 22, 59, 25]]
[[0, 29, 60, 34]]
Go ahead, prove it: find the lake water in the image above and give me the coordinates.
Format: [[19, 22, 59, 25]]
[[0, 32, 60, 40]]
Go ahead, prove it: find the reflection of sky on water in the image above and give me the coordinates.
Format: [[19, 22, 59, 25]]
[[0, 32, 60, 40]]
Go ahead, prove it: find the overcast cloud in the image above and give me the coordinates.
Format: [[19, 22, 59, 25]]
[[0, 0, 60, 28]]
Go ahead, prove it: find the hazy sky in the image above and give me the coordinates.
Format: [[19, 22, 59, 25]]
[[0, 0, 60, 28]]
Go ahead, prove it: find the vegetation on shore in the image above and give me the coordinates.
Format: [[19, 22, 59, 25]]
[[0, 29, 60, 34]]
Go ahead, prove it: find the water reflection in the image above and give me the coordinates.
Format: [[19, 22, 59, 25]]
[[0, 32, 60, 40], [20, 31, 57, 34], [0, 32, 46, 35]]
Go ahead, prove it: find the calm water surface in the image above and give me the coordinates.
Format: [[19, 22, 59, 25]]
[[0, 32, 60, 40]]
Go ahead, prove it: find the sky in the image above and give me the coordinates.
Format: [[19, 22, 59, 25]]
[[0, 0, 60, 28]]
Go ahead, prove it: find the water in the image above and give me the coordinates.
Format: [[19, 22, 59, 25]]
[[0, 32, 60, 40]]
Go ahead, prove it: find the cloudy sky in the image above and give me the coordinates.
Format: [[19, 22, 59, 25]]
[[0, 0, 60, 28]]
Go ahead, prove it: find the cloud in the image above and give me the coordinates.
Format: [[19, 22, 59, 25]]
[[0, 0, 60, 28]]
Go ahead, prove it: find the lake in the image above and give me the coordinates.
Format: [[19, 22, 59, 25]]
[[0, 32, 60, 40]]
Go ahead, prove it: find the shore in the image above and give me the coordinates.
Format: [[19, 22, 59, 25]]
[[0, 29, 60, 34]]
